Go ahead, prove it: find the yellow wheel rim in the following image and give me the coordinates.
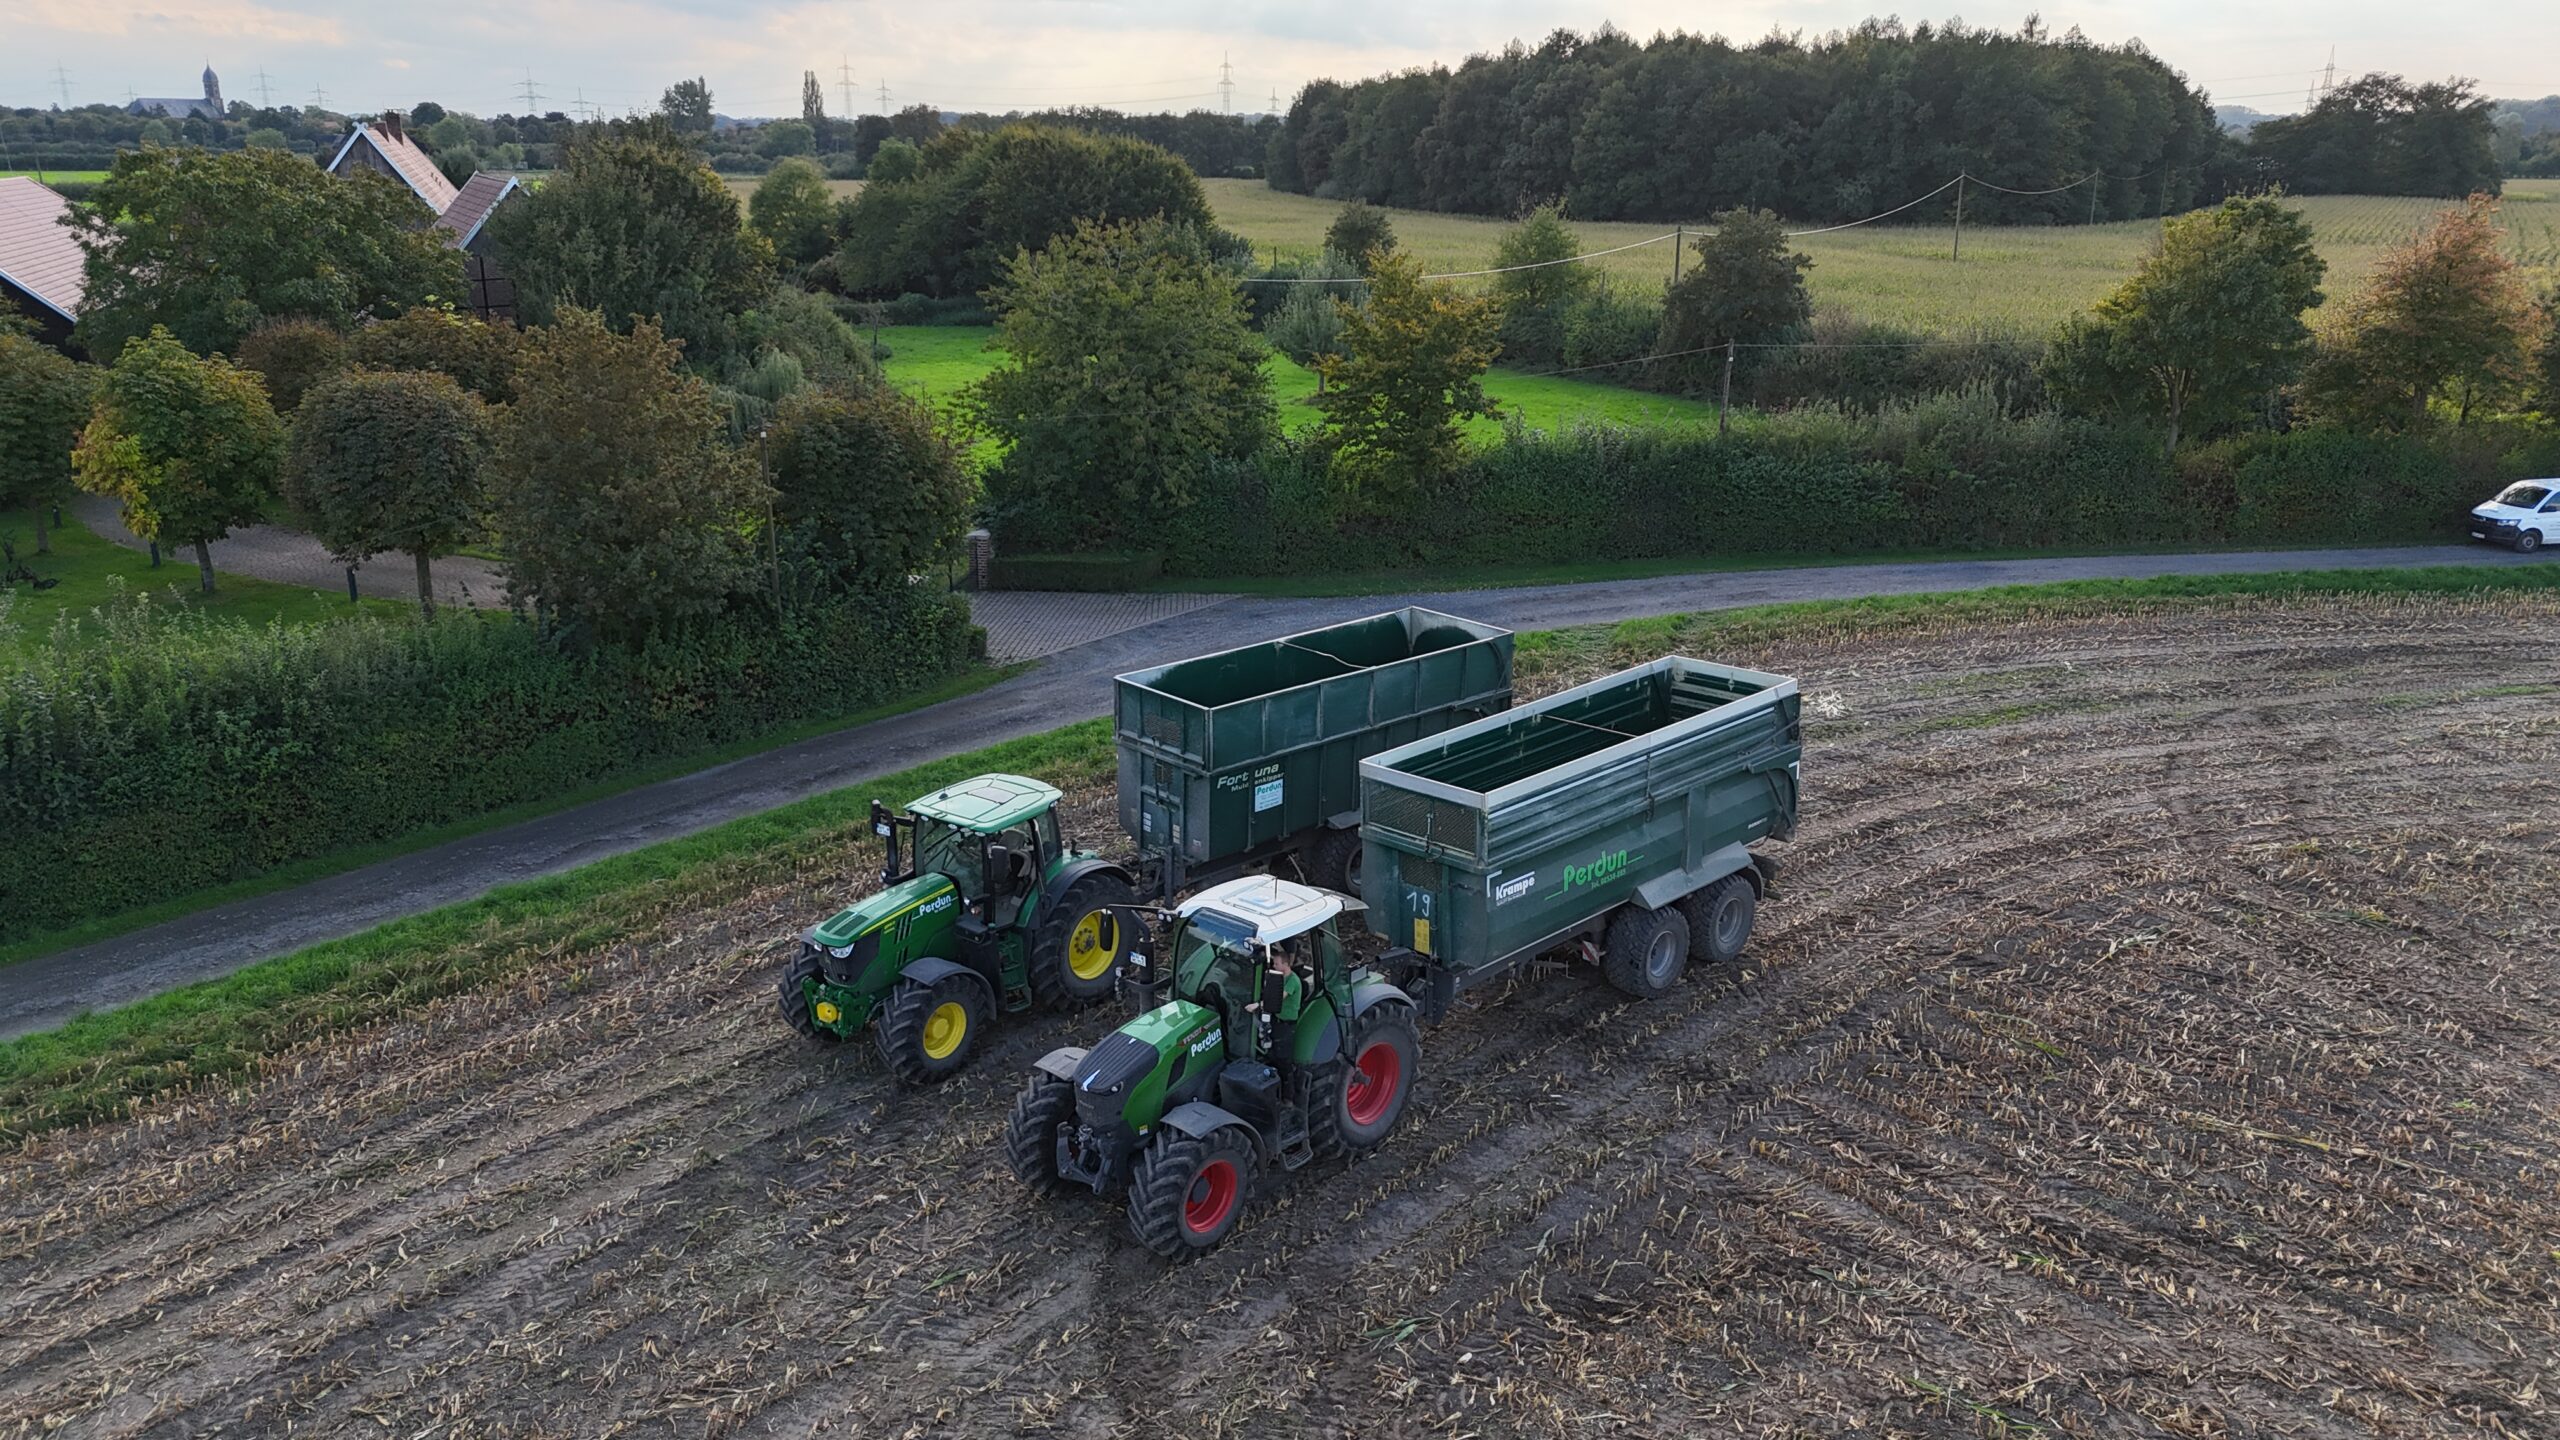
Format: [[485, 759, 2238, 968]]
[[921, 1001, 968, 1060], [812, 999, 842, 1025], [1068, 909, 1117, 982]]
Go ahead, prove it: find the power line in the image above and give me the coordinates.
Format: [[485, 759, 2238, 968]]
[[878, 78, 891, 115], [252, 67, 274, 108], [518, 70, 543, 113], [1218, 52, 1234, 114], [52, 64, 72, 106], [311, 85, 328, 110], [838, 55, 856, 118]]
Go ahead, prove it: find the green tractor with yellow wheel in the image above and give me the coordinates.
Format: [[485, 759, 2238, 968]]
[[1004, 876, 1422, 1258], [780, 773, 1136, 1084]]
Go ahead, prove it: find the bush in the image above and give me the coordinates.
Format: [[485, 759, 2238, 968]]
[[233, 317, 349, 414], [988, 551, 1164, 591], [769, 384, 973, 586], [1744, 312, 2047, 414], [0, 586, 973, 943]]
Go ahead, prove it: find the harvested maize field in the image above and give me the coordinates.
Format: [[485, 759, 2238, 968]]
[[6, 591, 2558, 1437]]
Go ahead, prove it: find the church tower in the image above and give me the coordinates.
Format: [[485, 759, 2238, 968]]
[[202, 65, 223, 113]]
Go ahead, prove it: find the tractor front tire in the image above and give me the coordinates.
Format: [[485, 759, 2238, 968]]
[[1308, 827, 1365, 896], [1004, 1071, 1076, 1192], [1311, 1000, 1419, 1159], [1030, 873, 1138, 1011], [876, 973, 988, 1087], [1601, 904, 1691, 999], [1680, 875, 1758, 965], [777, 948, 840, 1043], [1128, 1127, 1257, 1259]]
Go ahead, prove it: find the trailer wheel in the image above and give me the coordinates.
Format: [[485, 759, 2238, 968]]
[[1602, 905, 1690, 999], [777, 948, 841, 1042], [876, 973, 988, 1086], [1128, 1128, 1257, 1259], [1030, 872, 1138, 1011], [1003, 1071, 1076, 1192], [1681, 875, 1758, 964], [1309, 827, 1365, 896], [1311, 1000, 1419, 1158]]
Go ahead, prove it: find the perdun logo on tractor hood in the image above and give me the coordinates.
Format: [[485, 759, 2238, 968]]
[[805, 873, 958, 949]]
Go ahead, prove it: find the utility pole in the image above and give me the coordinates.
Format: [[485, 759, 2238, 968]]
[[518, 71, 543, 113], [52, 64, 72, 106], [1950, 174, 1965, 261], [1218, 52, 1235, 114], [878, 79, 891, 115], [254, 67, 274, 108], [838, 55, 856, 117], [2088, 174, 2100, 225], [311, 85, 328, 112], [1670, 223, 1685, 289], [1268, 88, 1280, 116], [1719, 341, 1735, 438]]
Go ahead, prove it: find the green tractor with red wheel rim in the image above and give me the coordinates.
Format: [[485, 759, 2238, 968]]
[[1004, 876, 1421, 1258], [780, 773, 1135, 1085]]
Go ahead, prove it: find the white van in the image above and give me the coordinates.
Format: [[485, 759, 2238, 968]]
[[2469, 481, 2560, 552]]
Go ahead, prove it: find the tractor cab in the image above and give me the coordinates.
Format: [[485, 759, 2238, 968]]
[[1009, 876, 1424, 1258], [779, 773, 1136, 1085]]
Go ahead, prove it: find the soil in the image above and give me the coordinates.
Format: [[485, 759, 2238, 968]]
[[5, 593, 2557, 1439]]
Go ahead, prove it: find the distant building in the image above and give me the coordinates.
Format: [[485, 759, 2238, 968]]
[[324, 113, 521, 324], [0, 176, 86, 354], [324, 112, 459, 213], [126, 66, 225, 121]]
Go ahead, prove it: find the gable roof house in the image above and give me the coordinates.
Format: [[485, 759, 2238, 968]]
[[325, 113, 520, 323], [0, 176, 87, 354]]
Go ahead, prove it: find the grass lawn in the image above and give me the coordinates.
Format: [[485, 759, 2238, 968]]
[[877, 324, 1730, 446], [0, 169, 108, 183], [7, 563, 2558, 1137], [721, 174, 863, 202], [1202, 176, 2560, 332], [1, 509, 410, 654]]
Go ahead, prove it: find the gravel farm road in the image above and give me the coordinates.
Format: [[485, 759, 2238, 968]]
[[0, 544, 2531, 1038]]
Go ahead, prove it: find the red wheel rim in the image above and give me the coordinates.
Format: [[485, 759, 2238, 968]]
[[1345, 1040, 1402, 1126], [1184, 1158, 1240, 1234]]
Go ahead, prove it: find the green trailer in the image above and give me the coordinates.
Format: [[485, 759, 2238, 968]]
[[1358, 656, 1802, 1014], [1114, 608, 1513, 900]]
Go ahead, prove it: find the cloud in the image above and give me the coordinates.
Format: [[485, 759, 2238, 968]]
[[21, 0, 346, 44], [382, 58, 413, 70]]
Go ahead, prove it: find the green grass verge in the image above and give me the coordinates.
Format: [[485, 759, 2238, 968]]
[[0, 662, 1024, 972], [874, 323, 1729, 454], [2, 509, 412, 653], [9, 562, 2559, 1141], [0, 169, 109, 183]]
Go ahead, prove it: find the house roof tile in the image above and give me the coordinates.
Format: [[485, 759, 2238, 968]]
[[0, 177, 86, 322]]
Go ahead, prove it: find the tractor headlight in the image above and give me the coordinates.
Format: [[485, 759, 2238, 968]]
[[830, 944, 854, 959]]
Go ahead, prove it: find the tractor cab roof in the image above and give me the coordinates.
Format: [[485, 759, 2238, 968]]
[[907, 773, 1061, 833], [1177, 876, 1352, 946]]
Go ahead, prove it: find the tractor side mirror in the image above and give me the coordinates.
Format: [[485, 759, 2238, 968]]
[[986, 842, 1017, 893], [1111, 905, 1169, 1012], [870, 800, 899, 882]]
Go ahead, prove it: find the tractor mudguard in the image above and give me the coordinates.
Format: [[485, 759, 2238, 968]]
[[1749, 852, 1781, 895], [899, 955, 994, 1004], [1041, 856, 1137, 916], [1347, 977, 1414, 1022], [1033, 1047, 1089, 1085], [1159, 1100, 1253, 1144]]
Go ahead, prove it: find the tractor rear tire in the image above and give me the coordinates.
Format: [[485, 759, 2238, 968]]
[[1601, 904, 1690, 999], [1680, 875, 1758, 964], [1127, 1127, 1257, 1259], [1004, 1071, 1076, 1191], [1029, 872, 1138, 1012], [1310, 1000, 1419, 1159], [876, 972, 988, 1087], [1308, 827, 1365, 897], [777, 948, 840, 1042]]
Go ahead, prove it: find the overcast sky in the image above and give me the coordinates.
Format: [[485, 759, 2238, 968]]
[[7, 1, 2556, 119]]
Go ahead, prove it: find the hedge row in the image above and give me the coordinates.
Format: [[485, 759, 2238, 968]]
[[1147, 393, 2560, 577], [989, 551, 1165, 591], [0, 586, 973, 943]]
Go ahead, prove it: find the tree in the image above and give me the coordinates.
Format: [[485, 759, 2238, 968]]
[[836, 125, 1214, 299], [2043, 195, 2325, 454], [2301, 194, 2540, 428], [1658, 209, 1813, 387], [758, 119, 816, 159], [484, 121, 774, 370], [661, 77, 714, 134], [1490, 202, 1599, 365], [2248, 75, 2500, 198], [233, 317, 349, 413], [0, 331, 93, 554], [409, 101, 447, 128], [2531, 285, 2560, 419], [72, 328, 284, 593], [969, 218, 1273, 544], [70, 147, 462, 358], [768, 385, 972, 586], [1324, 201, 1396, 272], [801, 70, 828, 147], [281, 369, 492, 614], [750, 157, 837, 265], [1262, 251, 1364, 390], [867, 137, 922, 183], [348, 306, 520, 403], [1312, 249, 1501, 500], [493, 310, 770, 638]]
